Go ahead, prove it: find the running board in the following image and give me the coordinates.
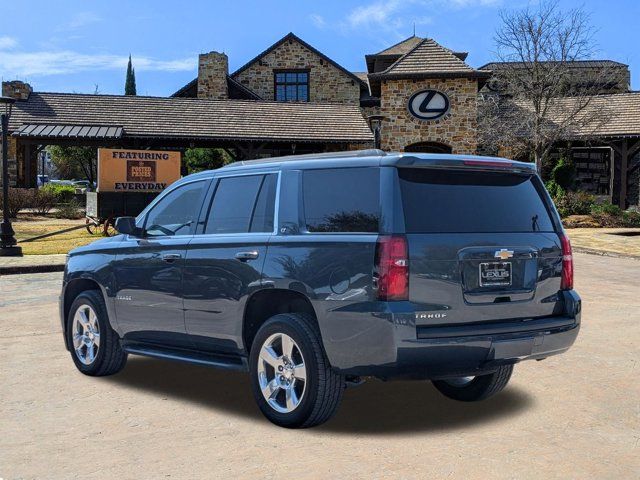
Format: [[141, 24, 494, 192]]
[[122, 343, 248, 372]]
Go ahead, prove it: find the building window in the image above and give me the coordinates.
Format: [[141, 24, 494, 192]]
[[275, 71, 309, 102]]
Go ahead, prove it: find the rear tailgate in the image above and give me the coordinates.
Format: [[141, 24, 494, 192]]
[[397, 167, 565, 326]]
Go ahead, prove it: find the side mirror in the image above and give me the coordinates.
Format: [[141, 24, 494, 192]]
[[114, 216, 142, 236]]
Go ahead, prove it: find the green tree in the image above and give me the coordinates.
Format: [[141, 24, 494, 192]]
[[48, 146, 97, 184], [184, 148, 231, 174], [125, 54, 137, 96]]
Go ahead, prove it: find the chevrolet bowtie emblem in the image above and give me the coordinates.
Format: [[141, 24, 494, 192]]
[[494, 249, 514, 260]]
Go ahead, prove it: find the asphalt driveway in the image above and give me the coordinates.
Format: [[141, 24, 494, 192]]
[[1, 253, 638, 479]]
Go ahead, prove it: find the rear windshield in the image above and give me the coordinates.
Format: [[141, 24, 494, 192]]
[[398, 169, 555, 233]]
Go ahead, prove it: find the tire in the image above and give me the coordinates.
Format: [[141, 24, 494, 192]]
[[249, 313, 345, 428], [66, 290, 127, 376], [432, 365, 514, 402]]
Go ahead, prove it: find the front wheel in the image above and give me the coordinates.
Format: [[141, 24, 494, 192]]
[[249, 313, 344, 428], [66, 290, 127, 376], [432, 364, 514, 402]]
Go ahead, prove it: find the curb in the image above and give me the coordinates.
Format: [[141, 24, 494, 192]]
[[573, 247, 640, 261], [0, 263, 66, 276]]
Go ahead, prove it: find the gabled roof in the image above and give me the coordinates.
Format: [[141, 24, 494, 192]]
[[8, 92, 374, 144], [227, 76, 262, 100], [370, 38, 489, 79], [231, 32, 367, 87], [171, 78, 197, 97], [171, 76, 262, 100]]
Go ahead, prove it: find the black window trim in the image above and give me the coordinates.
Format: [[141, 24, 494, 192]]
[[273, 68, 310, 102], [199, 170, 281, 237], [140, 178, 210, 238]]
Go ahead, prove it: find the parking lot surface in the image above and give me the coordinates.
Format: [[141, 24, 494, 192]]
[[1, 253, 638, 479]]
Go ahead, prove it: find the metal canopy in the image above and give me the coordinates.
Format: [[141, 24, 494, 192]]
[[13, 124, 124, 139]]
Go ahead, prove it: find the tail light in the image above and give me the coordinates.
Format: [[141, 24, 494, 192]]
[[375, 235, 409, 301], [559, 233, 573, 290]]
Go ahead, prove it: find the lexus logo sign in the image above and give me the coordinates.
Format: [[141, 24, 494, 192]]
[[407, 90, 450, 120]]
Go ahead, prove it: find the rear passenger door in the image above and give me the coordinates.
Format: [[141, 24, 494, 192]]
[[183, 172, 278, 354]]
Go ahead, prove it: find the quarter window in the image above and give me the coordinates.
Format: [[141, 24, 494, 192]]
[[303, 168, 380, 233], [275, 71, 309, 102], [144, 181, 206, 236]]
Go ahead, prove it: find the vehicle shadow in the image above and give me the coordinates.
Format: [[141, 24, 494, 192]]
[[107, 357, 534, 435]]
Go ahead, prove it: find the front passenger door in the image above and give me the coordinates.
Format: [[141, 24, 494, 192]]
[[113, 179, 209, 348]]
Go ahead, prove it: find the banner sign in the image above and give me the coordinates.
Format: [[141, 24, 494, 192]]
[[97, 148, 181, 192]]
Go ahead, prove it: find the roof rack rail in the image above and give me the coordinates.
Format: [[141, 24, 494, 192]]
[[221, 149, 386, 168]]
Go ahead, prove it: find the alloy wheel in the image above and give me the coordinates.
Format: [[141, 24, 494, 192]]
[[72, 304, 100, 365], [257, 332, 307, 413]]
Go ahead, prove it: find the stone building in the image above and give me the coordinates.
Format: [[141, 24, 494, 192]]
[[173, 33, 491, 155], [2, 31, 639, 206]]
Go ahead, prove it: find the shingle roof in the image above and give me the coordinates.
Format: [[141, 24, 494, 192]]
[[372, 36, 424, 56], [507, 92, 640, 138], [479, 60, 628, 71], [8, 92, 374, 143], [351, 72, 369, 83], [371, 38, 490, 79]]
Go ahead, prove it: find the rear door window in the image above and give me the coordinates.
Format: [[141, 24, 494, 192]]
[[398, 169, 555, 233], [303, 167, 380, 233], [205, 174, 276, 234]]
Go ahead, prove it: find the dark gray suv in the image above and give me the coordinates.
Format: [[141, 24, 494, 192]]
[[60, 150, 580, 428]]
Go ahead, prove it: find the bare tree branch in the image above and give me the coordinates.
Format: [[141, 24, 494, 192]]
[[481, 0, 618, 172]]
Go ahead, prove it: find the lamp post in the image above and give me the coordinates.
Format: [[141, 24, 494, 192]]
[[0, 95, 21, 256], [368, 115, 385, 150]]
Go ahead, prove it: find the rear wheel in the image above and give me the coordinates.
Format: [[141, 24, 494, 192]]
[[249, 313, 344, 428], [66, 290, 127, 376], [432, 365, 513, 402]]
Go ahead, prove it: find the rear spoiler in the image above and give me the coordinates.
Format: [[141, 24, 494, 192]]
[[385, 154, 537, 175]]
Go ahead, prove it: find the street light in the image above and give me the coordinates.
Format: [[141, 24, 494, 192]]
[[368, 115, 385, 150], [0, 95, 22, 256]]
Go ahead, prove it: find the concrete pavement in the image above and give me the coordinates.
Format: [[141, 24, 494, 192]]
[[0, 253, 638, 479]]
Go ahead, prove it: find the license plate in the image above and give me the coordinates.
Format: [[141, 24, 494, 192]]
[[479, 262, 512, 287]]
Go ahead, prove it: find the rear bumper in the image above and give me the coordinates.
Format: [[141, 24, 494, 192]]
[[322, 290, 581, 379]]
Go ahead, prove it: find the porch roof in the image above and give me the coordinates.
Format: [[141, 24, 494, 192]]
[[8, 92, 374, 144]]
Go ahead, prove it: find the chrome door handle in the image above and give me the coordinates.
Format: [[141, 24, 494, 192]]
[[162, 253, 182, 262], [235, 251, 259, 261]]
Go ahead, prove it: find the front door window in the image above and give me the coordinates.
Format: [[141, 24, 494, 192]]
[[144, 181, 206, 236]]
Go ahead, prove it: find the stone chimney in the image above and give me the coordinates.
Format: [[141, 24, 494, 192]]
[[197, 52, 228, 100], [2, 80, 32, 100]]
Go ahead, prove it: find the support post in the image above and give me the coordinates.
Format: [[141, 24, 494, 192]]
[[619, 140, 628, 209]]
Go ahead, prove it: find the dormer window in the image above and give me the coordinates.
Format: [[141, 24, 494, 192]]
[[275, 70, 309, 102]]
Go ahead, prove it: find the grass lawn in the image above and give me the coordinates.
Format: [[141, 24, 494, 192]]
[[12, 214, 99, 255]]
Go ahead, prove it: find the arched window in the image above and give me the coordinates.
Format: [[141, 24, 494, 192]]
[[404, 141, 452, 154]]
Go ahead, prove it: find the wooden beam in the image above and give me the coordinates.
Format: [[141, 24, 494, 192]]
[[628, 139, 640, 160]]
